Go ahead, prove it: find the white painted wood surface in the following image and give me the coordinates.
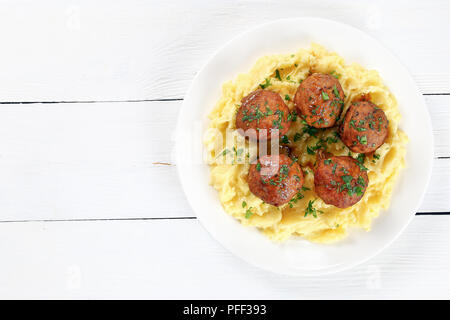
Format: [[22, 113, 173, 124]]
[[0, 216, 449, 299], [0, 0, 449, 298], [0, 0, 449, 101], [0, 97, 448, 221]]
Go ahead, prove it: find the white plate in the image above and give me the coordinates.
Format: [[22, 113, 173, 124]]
[[175, 18, 433, 276]]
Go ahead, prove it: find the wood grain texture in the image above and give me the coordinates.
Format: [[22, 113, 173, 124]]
[[0, 96, 445, 221], [0, 0, 449, 102], [0, 0, 448, 299], [0, 216, 448, 299]]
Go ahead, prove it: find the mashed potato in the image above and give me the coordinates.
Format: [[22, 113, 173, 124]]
[[204, 43, 407, 243]]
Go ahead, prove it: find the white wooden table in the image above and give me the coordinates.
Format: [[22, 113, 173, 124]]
[[0, 0, 449, 299]]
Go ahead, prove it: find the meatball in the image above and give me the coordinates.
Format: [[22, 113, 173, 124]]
[[314, 155, 368, 208], [340, 101, 389, 153], [294, 73, 345, 128], [248, 154, 304, 207], [236, 89, 291, 141]]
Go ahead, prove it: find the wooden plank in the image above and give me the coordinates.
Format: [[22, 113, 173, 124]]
[[0, 0, 449, 101], [0, 102, 189, 220], [0, 215, 448, 299], [426, 95, 450, 158], [0, 97, 445, 221]]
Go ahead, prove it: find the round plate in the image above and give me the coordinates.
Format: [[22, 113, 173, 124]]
[[175, 18, 433, 276]]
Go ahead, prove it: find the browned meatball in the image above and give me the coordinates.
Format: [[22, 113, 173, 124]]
[[314, 155, 368, 208], [340, 101, 389, 153], [236, 90, 291, 141], [294, 73, 345, 128], [248, 154, 304, 207]]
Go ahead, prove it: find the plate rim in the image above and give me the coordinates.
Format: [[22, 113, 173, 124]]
[[175, 17, 434, 276]]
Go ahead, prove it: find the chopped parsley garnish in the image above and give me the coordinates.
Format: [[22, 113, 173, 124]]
[[325, 135, 338, 144], [357, 135, 368, 145], [281, 135, 290, 144], [288, 191, 304, 208], [356, 153, 365, 164], [340, 167, 350, 174], [287, 110, 298, 122], [242, 201, 247, 208], [355, 153, 369, 172], [341, 175, 353, 184], [330, 70, 340, 79], [293, 132, 302, 142], [233, 147, 243, 157], [324, 159, 332, 165], [311, 105, 321, 115], [332, 85, 340, 98], [272, 109, 285, 129], [269, 179, 278, 186], [307, 146, 316, 155], [245, 207, 254, 219], [332, 163, 337, 174], [241, 106, 273, 123], [357, 176, 366, 187], [301, 120, 319, 137], [280, 165, 289, 176], [304, 199, 323, 218], [339, 175, 364, 196], [259, 78, 271, 89], [322, 91, 330, 101], [285, 94, 290, 101], [256, 163, 261, 171], [275, 69, 282, 81]]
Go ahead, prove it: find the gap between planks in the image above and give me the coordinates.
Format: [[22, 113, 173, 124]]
[[0, 94, 446, 223], [0, 93, 446, 105], [0, 213, 447, 224]]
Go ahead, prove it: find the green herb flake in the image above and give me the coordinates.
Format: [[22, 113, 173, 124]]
[[332, 163, 337, 175], [259, 78, 271, 89], [280, 165, 289, 176], [245, 208, 254, 219], [341, 175, 353, 184], [357, 176, 366, 187], [288, 191, 304, 208], [330, 70, 340, 79], [275, 69, 282, 81], [357, 135, 368, 145], [302, 122, 319, 137], [332, 85, 340, 98], [304, 199, 323, 218], [281, 135, 290, 144]]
